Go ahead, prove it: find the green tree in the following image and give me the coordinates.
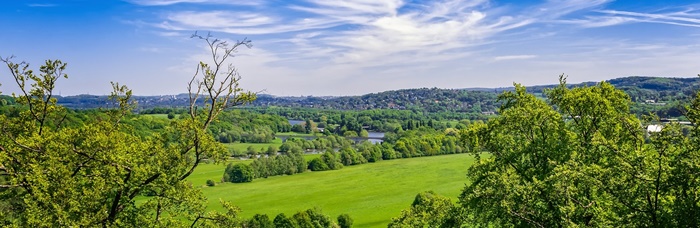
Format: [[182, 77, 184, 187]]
[[273, 213, 296, 228], [225, 163, 254, 183], [266, 145, 278, 156], [305, 119, 315, 133], [458, 76, 700, 227], [0, 33, 255, 227], [337, 214, 353, 228], [247, 145, 258, 156], [291, 208, 338, 228], [291, 124, 305, 133], [246, 214, 274, 228], [308, 157, 330, 171], [359, 129, 369, 137], [389, 191, 455, 228]]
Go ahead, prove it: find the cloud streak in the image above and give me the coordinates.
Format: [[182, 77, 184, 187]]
[[119, 0, 700, 95], [126, 0, 264, 6]]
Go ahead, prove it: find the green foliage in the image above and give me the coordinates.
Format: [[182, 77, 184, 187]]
[[0, 34, 256, 227], [337, 214, 353, 228], [388, 191, 456, 228], [246, 214, 274, 228], [274, 213, 295, 228], [455, 76, 700, 227], [206, 179, 216, 187], [308, 157, 330, 171], [249, 150, 307, 178], [225, 163, 254, 183], [208, 109, 289, 143], [292, 208, 338, 228]]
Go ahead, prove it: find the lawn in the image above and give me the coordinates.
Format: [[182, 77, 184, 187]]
[[223, 138, 284, 151], [142, 113, 179, 119], [190, 153, 475, 227], [275, 132, 316, 137]]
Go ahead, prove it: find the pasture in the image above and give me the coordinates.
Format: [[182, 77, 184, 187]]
[[190, 153, 476, 227]]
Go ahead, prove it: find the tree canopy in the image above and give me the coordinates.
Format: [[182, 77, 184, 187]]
[[0, 34, 256, 227], [455, 76, 700, 227]]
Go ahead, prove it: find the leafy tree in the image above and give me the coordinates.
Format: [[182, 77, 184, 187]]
[[266, 145, 278, 156], [359, 129, 369, 137], [343, 130, 359, 137], [247, 145, 258, 156], [305, 119, 315, 133], [458, 76, 700, 227], [0, 32, 255, 227], [292, 208, 338, 228], [206, 179, 216, 187], [291, 124, 305, 133], [308, 157, 330, 171], [246, 214, 274, 228], [389, 191, 455, 227], [225, 163, 254, 183], [337, 214, 353, 228], [273, 213, 296, 228]]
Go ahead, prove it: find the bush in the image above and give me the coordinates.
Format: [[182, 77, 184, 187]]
[[205, 179, 215, 187], [246, 214, 274, 228], [224, 163, 254, 183], [308, 157, 329, 171], [337, 214, 353, 228]]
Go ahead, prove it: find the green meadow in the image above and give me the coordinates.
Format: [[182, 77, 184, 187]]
[[142, 113, 180, 119], [274, 132, 316, 137], [189, 153, 476, 227], [223, 138, 284, 151]]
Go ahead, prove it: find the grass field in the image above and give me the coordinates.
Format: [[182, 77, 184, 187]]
[[223, 138, 284, 151], [142, 113, 180, 119], [190, 153, 475, 227], [275, 132, 316, 137]]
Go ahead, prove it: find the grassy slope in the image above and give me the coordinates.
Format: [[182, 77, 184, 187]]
[[191, 153, 475, 227], [223, 138, 284, 151], [275, 132, 316, 137]]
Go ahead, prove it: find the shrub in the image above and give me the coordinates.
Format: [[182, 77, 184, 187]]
[[224, 163, 254, 183]]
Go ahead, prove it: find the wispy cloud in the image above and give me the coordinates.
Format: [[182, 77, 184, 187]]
[[493, 55, 536, 61], [126, 0, 264, 6], [119, 0, 700, 95], [148, 0, 618, 70], [598, 9, 700, 28], [28, 3, 57, 7]]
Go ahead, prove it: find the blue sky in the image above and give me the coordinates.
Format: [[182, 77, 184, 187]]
[[1, 0, 700, 96]]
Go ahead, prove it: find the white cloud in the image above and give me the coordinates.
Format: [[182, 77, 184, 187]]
[[558, 16, 633, 28], [122, 0, 700, 95], [28, 3, 57, 7], [493, 55, 536, 61], [126, 0, 264, 6], [166, 11, 277, 28], [597, 10, 700, 28]]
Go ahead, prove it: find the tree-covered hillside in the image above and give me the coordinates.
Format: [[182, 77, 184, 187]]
[[52, 77, 699, 118]]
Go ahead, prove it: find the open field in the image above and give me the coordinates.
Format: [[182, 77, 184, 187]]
[[223, 138, 284, 151], [275, 132, 316, 137], [190, 153, 475, 227], [142, 113, 180, 119]]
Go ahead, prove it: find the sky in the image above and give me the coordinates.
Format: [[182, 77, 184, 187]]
[[1, 0, 700, 96]]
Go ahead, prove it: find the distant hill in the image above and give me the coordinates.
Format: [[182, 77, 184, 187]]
[[40, 76, 700, 116]]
